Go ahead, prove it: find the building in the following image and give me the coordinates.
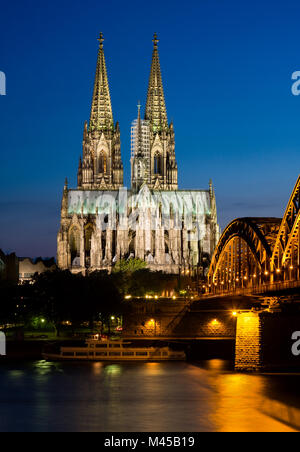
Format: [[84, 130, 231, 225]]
[[18, 257, 57, 284], [0, 249, 19, 284], [57, 33, 220, 275]]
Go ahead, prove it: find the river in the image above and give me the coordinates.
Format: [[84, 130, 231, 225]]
[[0, 360, 299, 432]]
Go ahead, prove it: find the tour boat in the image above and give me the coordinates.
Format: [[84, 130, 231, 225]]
[[42, 337, 186, 361]]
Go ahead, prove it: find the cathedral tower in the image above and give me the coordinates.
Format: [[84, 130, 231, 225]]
[[131, 34, 178, 192], [78, 33, 123, 190]]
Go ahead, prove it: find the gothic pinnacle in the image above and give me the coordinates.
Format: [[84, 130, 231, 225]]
[[98, 31, 104, 49], [89, 32, 114, 133], [153, 32, 159, 48], [145, 33, 168, 132]]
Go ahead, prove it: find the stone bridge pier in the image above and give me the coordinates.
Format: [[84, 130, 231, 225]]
[[235, 307, 300, 372]]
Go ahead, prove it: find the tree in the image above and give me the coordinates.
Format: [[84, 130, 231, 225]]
[[84, 271, 123, 333], [26, 269, 123, 337], [112, 258, 147, 274]]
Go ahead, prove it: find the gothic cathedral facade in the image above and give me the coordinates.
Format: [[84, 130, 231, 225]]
[[57, 33, 220, 275]]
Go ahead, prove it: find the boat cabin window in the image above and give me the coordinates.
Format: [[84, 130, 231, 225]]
[[122, 352, 134, 356], [96, 352, 107, 356], [109, 352, 121, 356], [62, 352, 75, 357], [76, 352, 88, 357], [96, 344, 108, 348], [109, 343, 121, 348], [136, 352, 148, 356]]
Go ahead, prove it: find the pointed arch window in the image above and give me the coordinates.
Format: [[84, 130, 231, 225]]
[[166, 153, 170, 167], [84, 225, 93, 267], [99, 151, 107, 174], [154, 152, 162, 175], [69, 227, 80, 266], [85, 225, 93, 254]]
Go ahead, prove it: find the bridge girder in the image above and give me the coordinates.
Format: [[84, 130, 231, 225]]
[[271, 176, 300, 272]]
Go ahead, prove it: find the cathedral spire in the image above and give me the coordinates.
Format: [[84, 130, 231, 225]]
[[145, 33, 168, 132], [89, 32, 114, 133]]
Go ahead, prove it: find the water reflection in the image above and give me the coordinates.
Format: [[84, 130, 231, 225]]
[[92, 362, 103, 376], [0, 360, 298, 432], [34, 360, 63, 376], [104, 364, 122, 376], [8, 370, 25, 379]]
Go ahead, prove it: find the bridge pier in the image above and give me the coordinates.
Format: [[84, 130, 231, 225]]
[[235, 311, 262, 371], [235, 307, 300, 372]]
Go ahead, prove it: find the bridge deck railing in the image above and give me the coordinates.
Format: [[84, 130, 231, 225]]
[[202, 280, 300, 298]]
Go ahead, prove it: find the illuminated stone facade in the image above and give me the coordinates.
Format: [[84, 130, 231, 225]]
[[57, 34, 220, 274]]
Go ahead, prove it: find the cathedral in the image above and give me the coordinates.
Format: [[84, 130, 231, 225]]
[[57, 33, 220, 275]]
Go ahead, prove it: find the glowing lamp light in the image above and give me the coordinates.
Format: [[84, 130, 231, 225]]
[[276, 269, 281, 273], [264, 271, 269, 276], [232, 311, 238, 317], [111, 316, 115, 321], [290, 266, 294, 270], [41, 319, 45, 324], [125, 295, 132, 299], [211, 319, 219, 325], [172, 296, 176, 300]]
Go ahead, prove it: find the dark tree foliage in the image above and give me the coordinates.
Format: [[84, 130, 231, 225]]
[[0, 280, 19, 324], [0, 270, 123, 336], [112, 266, 178, 297], [0, 262, 189, 334]]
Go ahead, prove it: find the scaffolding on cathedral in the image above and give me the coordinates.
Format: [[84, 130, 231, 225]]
[[130, 117, 151, 183]]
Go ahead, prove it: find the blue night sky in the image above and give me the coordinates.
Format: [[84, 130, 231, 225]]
[[0, 0, 300, 257]]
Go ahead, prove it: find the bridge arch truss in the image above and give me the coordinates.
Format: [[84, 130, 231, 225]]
[[208, 218, 281, 292], [271, 175, 300, 280]]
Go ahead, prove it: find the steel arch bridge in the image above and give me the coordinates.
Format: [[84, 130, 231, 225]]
[[207, 176, 300, 294]]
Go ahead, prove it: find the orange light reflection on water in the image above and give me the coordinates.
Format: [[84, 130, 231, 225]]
[[208, 373, 297, 432]]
